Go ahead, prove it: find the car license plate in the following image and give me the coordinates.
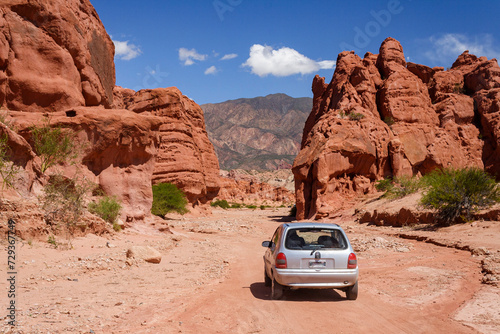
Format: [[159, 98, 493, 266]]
[[309, 260, 326, 268]]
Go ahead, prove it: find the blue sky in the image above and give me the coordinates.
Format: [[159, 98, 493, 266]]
[[91, 0, 500, 105]]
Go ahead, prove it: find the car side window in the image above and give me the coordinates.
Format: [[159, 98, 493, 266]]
[[271, 227, 280, 251]]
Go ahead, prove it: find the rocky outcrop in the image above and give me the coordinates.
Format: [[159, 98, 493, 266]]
[[202, 94, 311, 170], [11, 108, 162, 223], [0, 0, 115, 111], [114, 86, 220, 206], [0, 0, 221, 223], [293, 37, 500, 220], [216, 170, 294, 205]]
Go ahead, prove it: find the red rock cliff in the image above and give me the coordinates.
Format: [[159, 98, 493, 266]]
[[293, 37, 500, 220], [0, 0, 115, 111], [114, 86, 221, 206], [1, 0, 220, 221]]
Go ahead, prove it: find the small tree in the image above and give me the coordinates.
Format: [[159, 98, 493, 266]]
[[421, 168, 500, 225], [31, 119, 77, 173], [151, 183, 189, 217], [41, 174, 92, 245]]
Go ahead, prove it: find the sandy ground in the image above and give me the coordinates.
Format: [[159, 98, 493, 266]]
[[1, 208, 499, 333]]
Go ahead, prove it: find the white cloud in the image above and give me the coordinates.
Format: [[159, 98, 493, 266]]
[[113, 40, 141, 60], [425, 33, 500, 63], [205, 66, 218, 75], [242, 44, 335, 77], [221, 53, 238, 60], [179, 48, 207, 66]]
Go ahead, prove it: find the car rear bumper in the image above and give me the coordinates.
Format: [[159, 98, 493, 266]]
[[274, 268, 358, 288]]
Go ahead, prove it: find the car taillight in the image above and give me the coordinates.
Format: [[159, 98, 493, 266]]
[[276, 252, 287, 269], [348, 253, 357, 269]]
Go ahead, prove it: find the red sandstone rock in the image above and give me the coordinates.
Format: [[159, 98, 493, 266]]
[[379, 69, 439, 125], [376, 37, 406, 78], [217, 176, 294, 206], [473, 88, 500, 177], [114, 87, 221, 206], [0, 0, 221, 223], [216, 169, 294, 205], [0, 0, 115, 112], [293, 37, 499, 220], [11, 108, 162, 222], [407, 62, 434, 84]]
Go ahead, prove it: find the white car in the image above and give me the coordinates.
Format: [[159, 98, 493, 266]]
[[262, 222, 359, 300]]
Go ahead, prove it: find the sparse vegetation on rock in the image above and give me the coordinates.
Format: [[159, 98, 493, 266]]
[[382, 175, 421, 199], [0, 134, 19, 190], [41, 174, 92, 243], [31, 119, 78, 173], [151, 183, 189, 217], [88, 195, 122, 231]]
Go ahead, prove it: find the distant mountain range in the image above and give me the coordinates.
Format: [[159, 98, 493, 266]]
[[202, 94, 312, 170]]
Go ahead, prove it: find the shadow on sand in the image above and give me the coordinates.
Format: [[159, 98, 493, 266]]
[[248, 282, 345, 302], [267, 215, 295, 223]]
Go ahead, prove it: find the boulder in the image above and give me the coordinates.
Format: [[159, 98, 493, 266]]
[[126, 246, 162, 264]]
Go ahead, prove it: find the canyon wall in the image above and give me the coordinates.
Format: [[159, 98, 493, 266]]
[[293, 37, 500, 220], [0, 0, 220, 222]]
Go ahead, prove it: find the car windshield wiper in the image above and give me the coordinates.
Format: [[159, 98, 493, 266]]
[[310, 246, 322, 256]]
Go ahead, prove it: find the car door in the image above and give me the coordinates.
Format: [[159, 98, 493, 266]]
[[264, 226, 281, 276]]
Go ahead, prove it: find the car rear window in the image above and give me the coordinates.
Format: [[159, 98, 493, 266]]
[[285, 228, 347, 250]]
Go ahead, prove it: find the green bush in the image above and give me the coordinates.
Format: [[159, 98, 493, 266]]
[[211, 199, 230, 209], [31, 119, 77, 173], [151, 183, 189, 217], [245, 204, 257, 209], [230, 203, 243, 209], [386, 175, 421, 199], [88, 196, 122, 225], [421, 168, 500, 225], [375, 178, 394, 192]]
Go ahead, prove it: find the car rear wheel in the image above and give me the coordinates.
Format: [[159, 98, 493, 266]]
[[271, 278, 284, 300], [264, 268, 272, 287], [346, 281, 358, 300]]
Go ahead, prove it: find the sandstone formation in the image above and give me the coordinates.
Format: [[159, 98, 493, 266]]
[[11, 108, 162, 223], [0, 0, 221, 225], [113, 86, 221, 206], [293, 37, 500, 220], [216, 170, 294, 206], [202, 94, 311, 170], [0, 0, 115, 111]]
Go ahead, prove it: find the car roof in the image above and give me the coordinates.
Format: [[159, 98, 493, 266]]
[[284, 222, 342, 230]]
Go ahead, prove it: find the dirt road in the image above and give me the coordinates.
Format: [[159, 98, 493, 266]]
[[1, 208, 498, 333]]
